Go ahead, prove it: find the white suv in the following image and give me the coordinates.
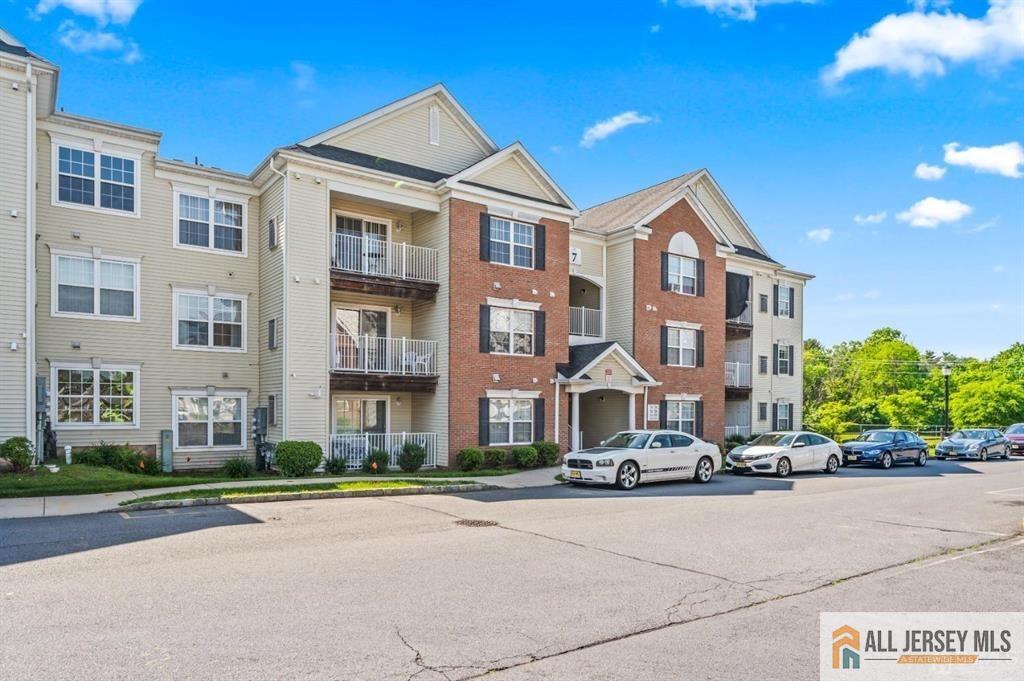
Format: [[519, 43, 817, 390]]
[[561, 430, 722, 490]]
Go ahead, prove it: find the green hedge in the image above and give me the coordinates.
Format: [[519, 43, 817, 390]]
[[511, 446, 538, 468], [275, 441, 323, 477], [456, 447, 484, 471], [483, 448, 506, 468], [1, 437, 33, 473], [398, 442, 426, 472], [362, 449, 390, 474], [532, 441, 560, 466]]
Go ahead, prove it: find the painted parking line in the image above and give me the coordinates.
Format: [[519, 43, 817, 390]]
[[985, 486, 1024, 497]]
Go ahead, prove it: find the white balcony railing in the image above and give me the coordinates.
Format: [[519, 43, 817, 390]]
[[725, 425, 751, 439], [724, 361, 752, 388], [328, 432, 438, 470], [569, 306, 602, 337], [726, 303, 753, 325], [332, 233, 439, 283], [330, 334, 438, 375]]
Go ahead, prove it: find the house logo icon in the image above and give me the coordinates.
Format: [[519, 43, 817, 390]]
[[832, 625, 861, 670]]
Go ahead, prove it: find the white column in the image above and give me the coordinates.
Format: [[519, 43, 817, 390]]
[[628, 392, 637, 430], [571, 391, 580, 451], [553, 383, 560, 445]]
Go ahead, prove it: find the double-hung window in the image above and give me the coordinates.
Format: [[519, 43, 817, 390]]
[[666, 401, 696, 435], [174, 290, 245, 351], [53, 365, 138, 428], [174, 392, 245, 449], [489, 216, 534, 268], [55, 144, 137, 214], [176, 192, 246, 254], [667, 255, 697, 295], [667, 328, 697, 367], [489, 398, 533, 445], [489, 307, 534, 355], [54, 254, 138, 320], [777, 403, 791, 430], [778, 286, 792, 317], [777, 345, 791, 375]]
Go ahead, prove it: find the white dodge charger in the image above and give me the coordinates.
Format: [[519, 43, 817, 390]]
[[561, 430, 722, 490]]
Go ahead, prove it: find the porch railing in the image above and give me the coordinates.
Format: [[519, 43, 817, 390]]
[[330, 334, 438, 375], [726, 303, 753, 325], [725, 425, 751, 439], [328, 432, 438, 470], [332, 233, 439, 283], [724, 361, 752, 388], [569, 306, 602, 337]]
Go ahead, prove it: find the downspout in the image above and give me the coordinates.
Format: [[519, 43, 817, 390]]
[[24, 62, 36, 444], [270, 159, 288, 441]]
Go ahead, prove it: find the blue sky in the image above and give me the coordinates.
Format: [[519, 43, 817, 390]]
[[6, 0, 1023, 358]]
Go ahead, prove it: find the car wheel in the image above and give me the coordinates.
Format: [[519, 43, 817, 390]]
[[615, 460, 640, 490], [980, 448, 988, 461], [915, 450, 927, 467], [825, 454, 839, 474], [694, 456, 714, 484], [776, 457, 792, 478], [879, 451, 893, 469]]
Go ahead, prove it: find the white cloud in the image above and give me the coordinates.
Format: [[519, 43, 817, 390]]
[[943, 140, 1024, 178], [650, 24, 662, 33], [56, 20, 138, 62], [291, 61, 316, 92], [854, 210, 887, 224], [822, 0, 1024, 86], [967, 217, 999, 233], [896, 197, 973, 228], [580, 111, 656, 148], [806, 228, 832, 243], [914, 162, 946, 180], [673, 0, 818, 22], [35, 0, 142, 26]]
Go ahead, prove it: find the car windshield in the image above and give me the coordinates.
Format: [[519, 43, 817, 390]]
[[749, 433, 795, 447], [861, 431, 897, 442], [951, 430, 985, 440], [602, 432, 651, 449], [1006, 424, 1024, 434]]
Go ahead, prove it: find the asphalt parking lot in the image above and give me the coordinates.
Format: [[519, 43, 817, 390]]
[[1, 458, 1022, 680]]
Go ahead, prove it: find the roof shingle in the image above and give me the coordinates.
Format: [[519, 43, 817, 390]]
[[576, 170, 702, 234]]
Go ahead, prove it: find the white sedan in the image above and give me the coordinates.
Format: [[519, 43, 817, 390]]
[[561, 430, 722, 490], [725, 431, 841, 477]]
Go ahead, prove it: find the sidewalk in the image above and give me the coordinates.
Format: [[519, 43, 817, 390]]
[[0, 466, 562, 519]]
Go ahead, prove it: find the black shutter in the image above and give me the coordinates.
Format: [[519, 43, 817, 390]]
[[660, 326, 669, 365], [659, 400, 668, 429], [533, 398, 545, 442], [479, 305, 491, 353], [479, 398, 490, 446], [789, 287, 796, 319], [695, 401, 704, 439], [773, 343, 779, 375], [772, 403, 779, 431], [479, 213, 490, 261], [696, 330, 705, 367], [661, 252, 670, 291], [534, 311, 546, 357], [534, 224, 546, 271], [696, 259, 705, 297], [788, 345, 795, 376], [773, 284, 779, 316]]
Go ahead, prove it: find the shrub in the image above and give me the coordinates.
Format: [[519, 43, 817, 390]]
[[362, 449, 390, 474], [532, 441, 560, 466], [136, 454, 161, 476], [398, 442, 426, 472], [511, 446, 538, 468], [73, 441, 124, 468], [275, 440, 323, 477], [724, 434, 747, 453], [1, 437, 34, 473], [483, 448, 506, 469], [223, 457, 255, 478], [323, 456, 348, 475], [456, 447, 483, 471]]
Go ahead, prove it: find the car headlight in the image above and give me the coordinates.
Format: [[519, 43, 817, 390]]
[[966, 444, 979, 452], [751, 453, 773, 461], [595, 458, 615, 467]]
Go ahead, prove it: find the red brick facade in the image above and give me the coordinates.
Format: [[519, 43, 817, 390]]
[[447, 198, 571, 458], [631, 198, 726, 444]]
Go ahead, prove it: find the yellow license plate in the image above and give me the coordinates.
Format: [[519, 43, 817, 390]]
[[569, 470, 582, 479]]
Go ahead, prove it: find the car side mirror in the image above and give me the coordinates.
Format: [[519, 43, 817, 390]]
[[651, 441, 663, 449], [792, 442, 806, 448]]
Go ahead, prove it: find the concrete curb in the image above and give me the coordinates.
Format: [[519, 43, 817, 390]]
[[114, 483, 496, 511]]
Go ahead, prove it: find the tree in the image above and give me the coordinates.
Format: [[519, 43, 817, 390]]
[[806, 401, 854, 440], [949, 376, 1024, 428], [877, 390, 936, 428], [850, 329, 923, 401], [803, 338, 830, 412]]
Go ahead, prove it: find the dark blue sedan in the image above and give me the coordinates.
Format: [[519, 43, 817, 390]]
[[840, 430, 929, 469]]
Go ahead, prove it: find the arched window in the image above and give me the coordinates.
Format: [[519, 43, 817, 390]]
[[663, 232, 701, 296]]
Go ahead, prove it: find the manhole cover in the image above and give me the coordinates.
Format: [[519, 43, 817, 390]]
[[455, 519, 498, 528]]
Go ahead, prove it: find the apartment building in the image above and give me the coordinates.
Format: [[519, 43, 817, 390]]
[[0, 31, 809, 468]]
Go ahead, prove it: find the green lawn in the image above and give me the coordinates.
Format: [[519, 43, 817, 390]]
[[0, 465, 276, 499], [122, 479, 466, 506]]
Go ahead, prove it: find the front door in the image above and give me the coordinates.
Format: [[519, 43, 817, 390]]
[[336, 215, 389, 275], [332, 397, 388, 462], [335, 307, 388, 372]]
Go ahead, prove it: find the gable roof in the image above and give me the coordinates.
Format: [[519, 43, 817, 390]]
[[576, 170, 702, 234], [286, 144, 449, 183], [557, 341, 657, 384], [445, 142, 577, 211], [0, 27, 55, 66]]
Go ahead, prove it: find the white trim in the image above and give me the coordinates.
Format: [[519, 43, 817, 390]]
[[447, 187, 576, 222], [49, 136, 142, 219], [171, 389, 248, 452], [50, 251, 141, 323], [485, 396, 535, 446], [330, 394, 392, 435], [485, 297, 542, 311], [665, 393, 702, 402], [666, 327, 697, 368], [486, 389, 541, 399], [445, 142, 576, 210], [563, 341, 658, 384], [428, 104, 440, 146], [484, 214, 536, 270], [487, 305, 536, 357], [665, 319, 702, 330], [51, 362, 141, 430], [695, 171, 770, 255], [171, 287, 248, 353], [172, 187, 249, 257], [325, 176, 440, 213]]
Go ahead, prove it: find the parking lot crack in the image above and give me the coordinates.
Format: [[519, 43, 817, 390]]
[[395, 628, 485, 681], [869, 519, 1008, 537]]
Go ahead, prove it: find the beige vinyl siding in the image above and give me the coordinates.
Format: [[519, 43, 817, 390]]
[[409, 201, 449, 464], [746, 268, 804, 433], [323, 98, 487, 175], [330, 292, 413, 339], [569, 237, 604, 280], [471, 156, 555, 203], [282, 171, 330, 449], [258, 175, 285, 443], [605, 240, 634, 353], [588, 354, 636, 387], [35, 126, 261, 468], [328, 392, 412, 433], [693, 177, 756, 250], [0, 66, 30, 439], [330, 197, 414, 245]]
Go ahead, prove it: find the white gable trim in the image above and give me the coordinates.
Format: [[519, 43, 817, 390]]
[[634, 181, 735, 251], [446, 142, 577, 212], [563, 342, 657, 384], [696, 171, 769, 255], [666, 319, 702, 330]]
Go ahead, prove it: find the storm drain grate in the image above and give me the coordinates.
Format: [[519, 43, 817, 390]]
[[455, 519, 498, 528]]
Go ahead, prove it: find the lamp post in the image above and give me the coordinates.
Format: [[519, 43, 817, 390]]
[[941, 364, 952, 436]]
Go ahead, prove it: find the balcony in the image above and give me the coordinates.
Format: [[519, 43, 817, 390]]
[[329, 334, 439, 392], [725, 361, 752, 388], [569, 306, 602, 338], [331, 233, 440, 300], [328, 432, 438, 470]]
